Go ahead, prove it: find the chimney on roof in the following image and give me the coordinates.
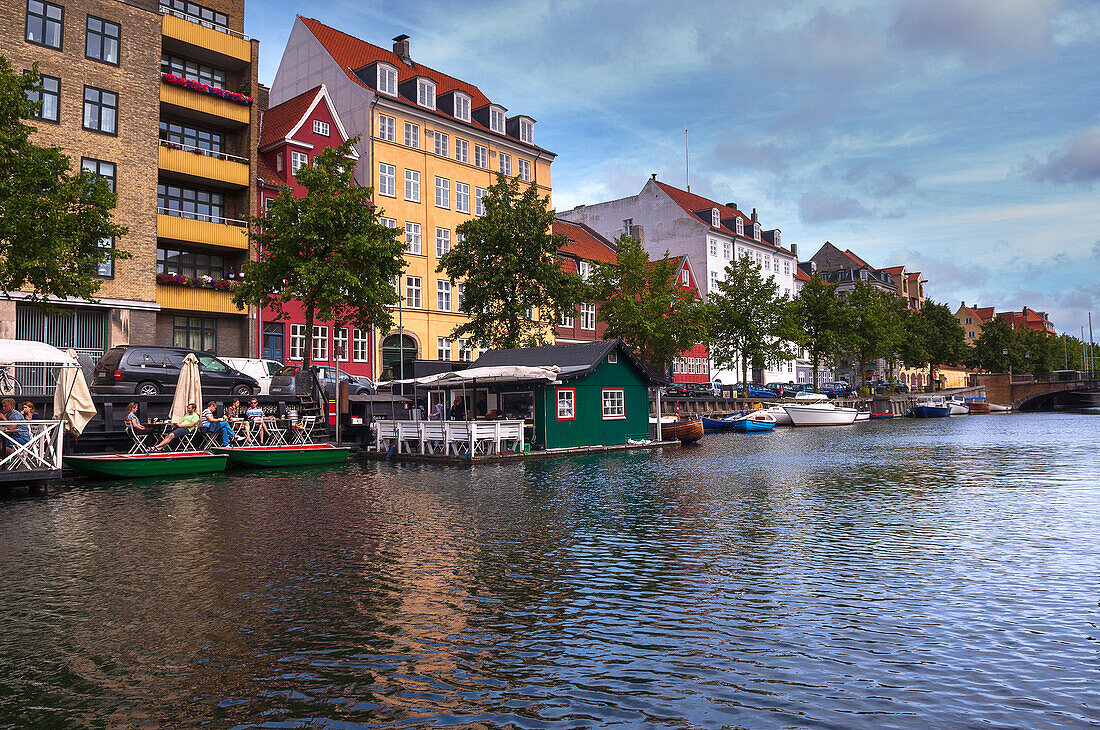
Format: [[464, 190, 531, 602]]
[[751, 208, 758, 223], [651, 173, 657, 180], [726, 202, 737, 210], [791, 243, 798, 258], [392, 34, 411, 64]]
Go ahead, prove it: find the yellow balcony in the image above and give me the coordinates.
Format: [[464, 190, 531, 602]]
[[157, 284, 245, 314], [157, 213, 249, 250], [161, 80, 250, 125], [159, 143, 249, 187], [161, 12, 252, 64]]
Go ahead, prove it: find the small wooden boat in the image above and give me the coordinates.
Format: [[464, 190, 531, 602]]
[[211, 443, 350, 468], [731, 412, 776, 432], [701, 416, 738, 433], [661, 417, 704, 444], [909, 396, 951, 418], [854, 412, 871, 422], [65, 451, 227, 478], [966, 397, 991, 414], [869, 412, 897, 419]]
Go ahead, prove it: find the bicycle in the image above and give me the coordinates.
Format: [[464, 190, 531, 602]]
[[0, 369, 22, 397]]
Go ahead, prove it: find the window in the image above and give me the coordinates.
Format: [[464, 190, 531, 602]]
[[457, 339, 473, 362], [455, 283, 465, 312], [623, 218, 633, 234], [580, 303, 596, 330], [753, 222, 761, 240], [312, 325, 329, 361], [353, 329, 369, 362], [434, 176, 449, 208], [160, 54, 225, 88], [735, 218, 744, 236], [406, 276, 421, 308], [378, 162, 396, 197], [26, 73, 60, 122], [556, 389, 575, 420], [377, 114, 395, 142], [453, 93, 471, 121], [404, 222, 421, 254], [290, 324, 305, 360], [404, 169, 420, 202], [333, 327, 348, 360], [455, 182, 470, 213], [291, 150, 308, 175], [784, 261, 790, 276], [710, 271, 719, 291], [435, 227, 450, 257], [436, 336, 452, 361], [709, 239, 718, 257], [313, 119, 330, 136], [157, 184, 224, 222], [526, 305, 535, 321], [608, 351, 618, 363], [434, 132, 448, 157], [95, 238, 114, 278], [499, 153, 511, 176], [474, 144, 488, 169], [455, 138, 469, 164], [377, 64, 397, 95], [81, 158, 115, 192], [26, 0, 63, 49], [436, 280, 451, 311], [160, 120, 224, 152], [723, 242, 732, 259], [681, 269, 690, 286], [82, 86, 117, 135], [417, 78, 436, 109], [764, 255, 771, 270], [157, 248, 225, 280], [711, 208, 720, 227], [578, 261, 592, 281], [601, 389, 625, 419], [489, 106, 506, 133], [968, 330, 975, 338], [380, 216, 397, 228], [85, 16, 119, 64], [559, 310, 574, 328], [965, 317, 972, 324], [404, 122, 419, 148], [519, 118, 534, 144], [518, 159, 531, 182], [160, 0, 227, 28], [475, 187, 488, 216], [173, 316, 216, 352]]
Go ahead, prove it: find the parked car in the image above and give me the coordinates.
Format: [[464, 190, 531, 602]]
[[91, 346, 259, 396], [820, 382, 853, 398], [268, 365, 376, 399], [767, 383, 798, 398], [661, 383, 690, 397], [736, 383, 775, 399], [222, 357, 284, 395], [894, 380, 911, 393], [688, 382, 723, 398]]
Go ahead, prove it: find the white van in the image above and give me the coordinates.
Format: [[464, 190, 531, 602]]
[[221, 358, 283, 395]]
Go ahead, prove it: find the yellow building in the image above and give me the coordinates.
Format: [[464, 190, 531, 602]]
[[268, 17, 555, 379]]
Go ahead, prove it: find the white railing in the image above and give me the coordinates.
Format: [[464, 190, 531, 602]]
[[158, 5, 251, 41], [0, 420, 65, 473], [157, 207, 247, 227], [375, 419, 525, 457], [160, 139, 249, 164]]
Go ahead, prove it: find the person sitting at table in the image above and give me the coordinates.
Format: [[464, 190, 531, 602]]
[[451, 395, 467, 421], [152, 403, 200, 451], [224, 398, 251, 442], [124, 402, 146, 433], [1, 398, 31, 458], [431, 402, 445, 421], [21, 402, 38, 421], [201, 400, 243, 446], [245, 398, 268, 444], [475, 398, 488, 418]]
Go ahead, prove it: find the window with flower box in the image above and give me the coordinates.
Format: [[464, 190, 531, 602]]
[[161, 54, 225, 88], [157, 248, 226, 280]]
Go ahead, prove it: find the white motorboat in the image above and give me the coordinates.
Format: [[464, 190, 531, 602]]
[[760, 405, 793, 425], [989, 402, 1012, 412], [794, 391, 828, 402], [946, 396, 969, 416], [854, 411, 871, 422], [783, 402, 859, 426]]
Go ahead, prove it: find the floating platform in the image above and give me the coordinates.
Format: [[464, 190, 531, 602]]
[[361, 439, 677, 464]]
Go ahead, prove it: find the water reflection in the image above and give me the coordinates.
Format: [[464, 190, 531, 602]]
[[1, 413, 1098, 728]]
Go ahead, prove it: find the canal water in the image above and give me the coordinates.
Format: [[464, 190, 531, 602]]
[[1, 412, 1097, 729]]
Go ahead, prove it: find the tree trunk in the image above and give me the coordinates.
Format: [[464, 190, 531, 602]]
[[303, 304, 314, 370], [812, 352, 820, 391]]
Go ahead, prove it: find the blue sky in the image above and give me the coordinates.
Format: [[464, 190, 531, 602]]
[[248, 0, 1100, 335]]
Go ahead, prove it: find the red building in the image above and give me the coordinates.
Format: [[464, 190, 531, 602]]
[[254, 84, 376, 380], [553, 218, 708, 382], [997, 307, 1055, 334]]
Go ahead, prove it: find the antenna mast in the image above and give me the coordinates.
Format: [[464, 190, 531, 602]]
[[685, 129, 690, 192]]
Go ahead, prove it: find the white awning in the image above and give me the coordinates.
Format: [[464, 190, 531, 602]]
[[0, 339, 78, 365], [381, 365, 560, 388]]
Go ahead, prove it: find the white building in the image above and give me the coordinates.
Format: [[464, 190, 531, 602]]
[[559, 176, 799, 384]]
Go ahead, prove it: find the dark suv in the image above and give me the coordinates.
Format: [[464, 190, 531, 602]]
[[92, 346, 259, 396]]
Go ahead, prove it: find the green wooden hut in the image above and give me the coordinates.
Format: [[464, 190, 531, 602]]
[[470, 339, 661, 450]]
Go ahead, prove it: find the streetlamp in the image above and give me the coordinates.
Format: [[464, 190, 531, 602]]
[[1025, 351, 1030, 375], [1002, 348, 1009, 374]]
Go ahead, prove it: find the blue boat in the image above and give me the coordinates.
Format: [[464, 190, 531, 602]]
[[702, 416, 738, 433], [731, 412, 777, 432], [909, 396, 951, 418]]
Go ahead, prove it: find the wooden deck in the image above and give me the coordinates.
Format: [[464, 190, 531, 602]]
[[362, 438, 678, 464]]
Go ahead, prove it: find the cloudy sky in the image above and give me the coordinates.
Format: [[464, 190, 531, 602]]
[[248, 0, 1100, 334]]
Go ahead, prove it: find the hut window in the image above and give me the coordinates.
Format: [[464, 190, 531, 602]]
[[601, 389, 625, 419], [556, 389, 575, 420], [607, 351, 618, 364]]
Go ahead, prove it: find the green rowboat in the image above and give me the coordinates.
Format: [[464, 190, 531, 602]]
[[210, 444, 350, 468], [65, 451, 228, 478]]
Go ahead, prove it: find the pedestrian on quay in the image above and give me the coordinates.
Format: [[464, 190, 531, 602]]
[[201, 401, 243, 446]]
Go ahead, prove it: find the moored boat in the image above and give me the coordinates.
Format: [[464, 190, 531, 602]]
[[854, 412, 871, 422], [869, 412, 897, 419], [909, 396, 951, 418], [946, 397, 969, 416], [211, 444, 350, 468], [64, 451, 227, 478], [660, 417, 705, 443], [989, 402, 1012, 412], [731, 411, 776, 432], [701, 416, 740, 433], [783, 402, 859, 426], [966, 397, 991, 414], [758, 405, 793, 425]]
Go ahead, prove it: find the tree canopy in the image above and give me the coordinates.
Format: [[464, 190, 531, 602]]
[[899, 299, 967, 384], [0, 59, 128, 306], [588, 235, 708, 369], [234, 137, 406, 368], [707, 255, 796, 385], [437, 174, 582, 349], [968, 317, 1069, 375], [841, 282, 908, 384], [791, 274, 849, 389]]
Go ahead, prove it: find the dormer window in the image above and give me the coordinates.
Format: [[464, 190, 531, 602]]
[[773, 231, 780, 247], [377, 64, 397, 96], [417, 79, 436, 109], [753, 222, 761, 240], [711, 208, 720, 227], [454, 93, 470, 122], [735, 218, 744, 236], [519, 118, 534, 144], [489, 106, 506, 134]]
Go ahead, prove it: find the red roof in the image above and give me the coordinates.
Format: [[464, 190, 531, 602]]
[[260, 85, 322, 149], [794, 268, 811, 281], [906, 272, 921, 281], [554, 219, 617, 265], [842, 249, 872, 269], [880, 265, 905, 275], [653, 180, 795, 255], [299, 17, 552, 154], [974, 306, 995, 322], [257, 157, 285, 187]]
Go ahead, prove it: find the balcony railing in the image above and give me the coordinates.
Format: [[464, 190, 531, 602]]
[[159, 4, 251, 41], [157, 206, 247, 227], [159, 139, 248, 164]]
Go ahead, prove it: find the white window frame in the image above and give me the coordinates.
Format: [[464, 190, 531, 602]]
[[404, 169, 420, 202], [489, 106, 506, 133], [352, 329, 369, 362], [474, 144, 488, 169], [578, 261, 592, 281], [313, 119, 330, 136], [377, 113, 395, 142], [455, 182, 470, 214], [454, 138, 469, 164], [377, 64, 397, 96], [417, 78, 436, 109], [291, 150, 308, 175], [499, 152, 512, 176], [710, 271, 719, 291], [601, 389, 625, 420], [436, 279, 451, 311], [290, 323, 305, 360], [736, 218, 744, 236], [380, 216, 397, 229], [404, 222, 421, 254], [333, 327, 348, 361], [559, 310, 574, 328], [406, 276, 422, 308], [519, 118, 533, 144], [580, 303, 596, 331], [435, 227, 451, 258], [436, 336, 451, 361], [723, 242, 732, 259], [711, 208, 720, 227], [404, 121, 419, 149], [456, 282, 465, 312], [556, 388, 575, 420], [454, 93, 471, 122], [709, 238, 718, 257], [312, 325, 329, 362], [517, 158, 531, 182], [434, 176, 450, 208], [475, 187, 488, 216], [377, 162, 396, 197], [681, 269, 690, 286], [434, 131, 448, 157], [753, 222, 761, 240], [457, 338, 473, 362]]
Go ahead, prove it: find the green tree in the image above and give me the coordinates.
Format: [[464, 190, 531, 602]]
[[437, 174, 581, 349], [589, 235, 708, 368], [967, 316, 1017, 372], [0, 59, 128, 306], [707, 255, 796, 386], [234, 137, 406, 368], [900, 300, 967, 387], [791, 274, 849, 390], [842, 282, 909, 385]]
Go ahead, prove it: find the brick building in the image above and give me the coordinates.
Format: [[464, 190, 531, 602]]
[[2, 0, 260, 360]]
